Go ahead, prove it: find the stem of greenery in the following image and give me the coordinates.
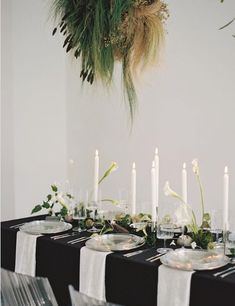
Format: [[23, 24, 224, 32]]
[[196, 174, 205, 225]]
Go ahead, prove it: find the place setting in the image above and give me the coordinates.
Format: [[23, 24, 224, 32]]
[[18, 220, 72, 235]]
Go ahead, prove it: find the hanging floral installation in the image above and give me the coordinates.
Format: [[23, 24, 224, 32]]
[[51, 0, 169, 120]]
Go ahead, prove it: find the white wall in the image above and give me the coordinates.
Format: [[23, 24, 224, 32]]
[[1, 0, 67, 220], [1, 0, 235, 226], [66, 0, 235, 224]]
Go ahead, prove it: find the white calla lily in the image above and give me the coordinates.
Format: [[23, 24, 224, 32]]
[[99, 162, 118, 184], [192, 158, 199, 175], [50, 195, 57, 204], [163, 180, 198, 232], [174, 203, 193, 227], [164, 181, 184, 202], [56, 193, 67, 207], [191, 158, 207, 226]]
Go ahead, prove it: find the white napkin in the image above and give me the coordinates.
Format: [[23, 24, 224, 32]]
[[79, 246, 112, 302], [157, 265, 195, 306], [15, 231, 41, 276]]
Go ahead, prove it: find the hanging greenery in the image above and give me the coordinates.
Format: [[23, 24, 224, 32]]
[[51, 0, 169, 120], [219, 0, 235, 36]]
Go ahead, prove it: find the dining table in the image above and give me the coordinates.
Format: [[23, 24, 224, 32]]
[[1, 214, 235, 306]]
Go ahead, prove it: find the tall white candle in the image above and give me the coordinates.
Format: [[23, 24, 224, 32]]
[[154, 148, 159, 208], [182, 162, 187, 203], [68, 159, 75, 191], [131, 162, 136, 215], [93, 150, 99, 202], [151, 161, 157, 222], [223, 166, 229, 231]]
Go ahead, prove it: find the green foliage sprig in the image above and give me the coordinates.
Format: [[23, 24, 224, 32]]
[[92, 212, 156, 246], [219, 0, 235, 37], [190, 229, 213, 250], [31, 185, 73, 218]]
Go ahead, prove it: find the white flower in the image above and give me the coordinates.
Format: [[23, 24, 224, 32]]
[[174, 203, 192, 227], [50, 192, 69, 209], [56, 193, 66, 206], [52, 182, 61, 189], [99, 162, 118, 184], [50, 195, 57, 204], [163, 180, 197, 231], [110, 161, 118, 171], [164, 181, 181, 199], [191, 241, 197, 249], [192, 159, 199, 175]]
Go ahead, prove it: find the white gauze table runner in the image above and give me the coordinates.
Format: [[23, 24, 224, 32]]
[[157, 265, 195, 306], [79, 246, 112, 301], [15, 231, 41, 276]]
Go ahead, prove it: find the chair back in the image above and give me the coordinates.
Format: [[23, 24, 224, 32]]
[[69, 285, 123, 306], [1, 268, 58, 306]]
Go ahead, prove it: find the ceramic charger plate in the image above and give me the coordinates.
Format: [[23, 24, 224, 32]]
[[160, 248, 230, 271], [85, 233, 145, 252], [19, 220, 72, 235]]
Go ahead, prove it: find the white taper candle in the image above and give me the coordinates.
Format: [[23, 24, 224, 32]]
[[182, 162, 187, 203], [131, 162, 136, 215], [223, 166, 229, 231], [68, 159, 75, 191], [151, 161, 157, 222], [93, 150, 99, 202], [154, 148, 159, 208]]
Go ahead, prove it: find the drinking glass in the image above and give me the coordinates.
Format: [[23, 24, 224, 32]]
[[156, 222, 174, 254], [72, 203, 87, 232], [117, 189, 129, 214], [87, 200, 101, 233], [210, 209, 223, 244], [225, 230, 235, 263]]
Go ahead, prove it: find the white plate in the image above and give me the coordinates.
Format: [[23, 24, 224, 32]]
[[160, 249, 230, 271], [19, 220, 72, 235], [85, 233, 145, 252]]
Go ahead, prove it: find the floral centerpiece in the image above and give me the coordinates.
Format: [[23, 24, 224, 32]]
[[83, 213, 156, 248], [31, 161, 118, 221], [164, 159, 213, 249], [91, 211, 156, 246]]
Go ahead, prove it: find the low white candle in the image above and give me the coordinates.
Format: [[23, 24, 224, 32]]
[[151, 161, 157, 222], [131, 162, 136, 215], [93, 150, 99, 202], [154, 148, 159, 208], [182, 162, 187, 203], [223, 166, 229, 231]]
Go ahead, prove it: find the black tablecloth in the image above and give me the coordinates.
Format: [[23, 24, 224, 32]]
[[1, 216, 235, 306]]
